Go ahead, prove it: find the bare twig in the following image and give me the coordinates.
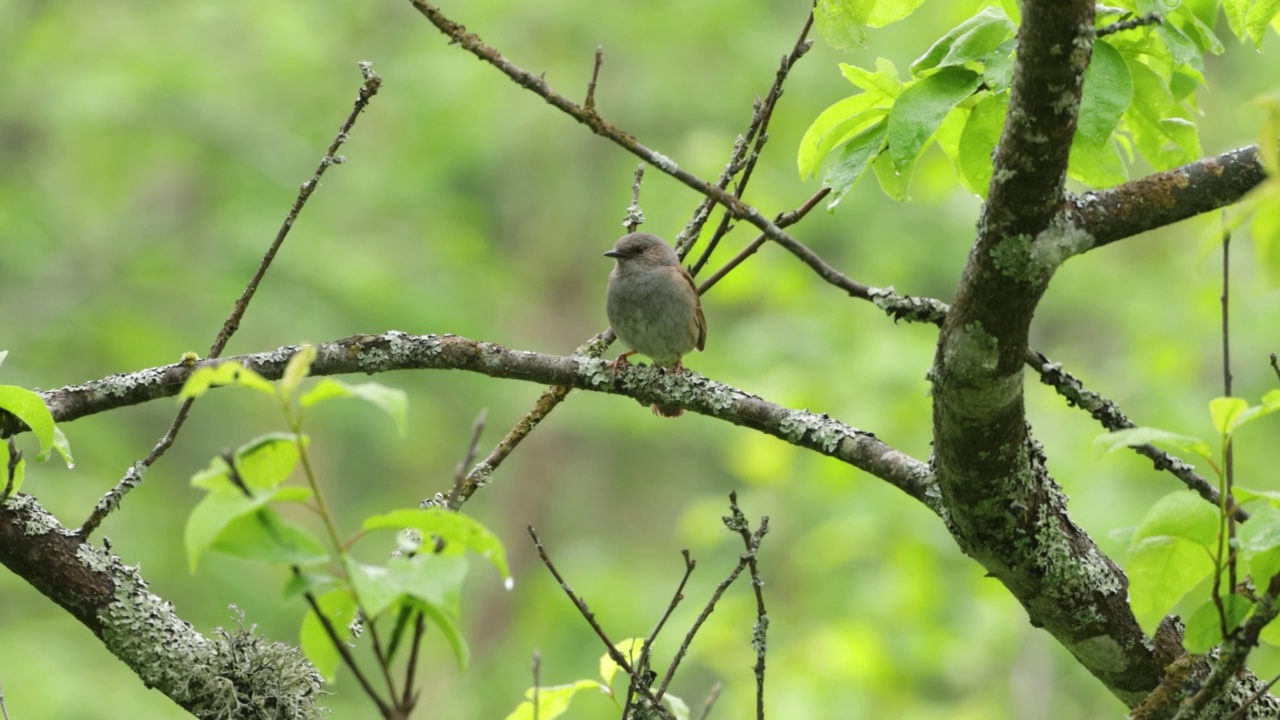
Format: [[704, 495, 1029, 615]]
[[532, 650, 542, 720], [299, 572, 392, 718], [623, 164, 646, 232], [628, 550, 697, 711], [446, 408, 488, 510], [585, 46, 604, 112], [726, 492, 770, 720], [400, 611, 426, 710], [1216, 215, 1238, 639], [527, 526, 675, 719], [1272, 353, 1280, 383], [697, 188, 830, 295], [2, 438, 18, 502], [1097, 11, 1161, 37], [688, 11, 815, 275], [0, 673, 9, 720], [655, 496, 769, 704], [367, 620, 401, 704], [698, 682, 723, 720], [76, 63, 383, 540]]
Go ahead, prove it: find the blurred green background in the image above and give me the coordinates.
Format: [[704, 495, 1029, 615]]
[[2, 0, 1278, 717]]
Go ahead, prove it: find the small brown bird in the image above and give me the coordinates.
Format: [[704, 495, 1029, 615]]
[[604, 232, 706, 417]]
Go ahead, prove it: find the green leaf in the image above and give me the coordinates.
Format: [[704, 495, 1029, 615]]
[[1223, 0, 1250, 40], [1094, 427, 1214, 467], [600, 638, 646, 689], [211, 509, 329, 567], [910, 7, 1012, 75], [813, 0, 868, 50], [280, 345, 317, 397], [1078, 41, 1133, 146], [39, 426, 74, 468], [1068, 135, 1128, 187], [1252, 186, 1280, 287], [0, 386, 55, 459], [958, 92, 1007, 197], [887, 67, 982, 171], [345, 556, 403, 619], [1126, 491, 1221, 633], [299, 379, 408, 436], [1240, 504, 1280, 587], [179, 361, 277, 400], [417, 598, 470, 670], [283, 569, 339, 601], [1247, 0, 1280, 46], [840, 58, 904, 97], [1210, 396, 1249, 436], [185, 485, 315, 571], [982, 38, 1017, 94], [1183, 595, 1252, 654], [798, 95, 887, 179], [1123, 57, 1201, 169], [300, 587, 358, 681], [190, 433, 308, 492], [505, 680, 604, 720], [1227, 389, 1280, 433], [872, 148, 910, 201], [388, 554, 469, 616], [824, 117, 889, 208], [363, 508, 511, 582]]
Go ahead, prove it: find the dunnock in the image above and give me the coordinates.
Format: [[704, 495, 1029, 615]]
[[604, 232, 706, 418]]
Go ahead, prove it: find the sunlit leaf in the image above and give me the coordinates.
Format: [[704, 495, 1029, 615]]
[[504, 680, 604, 720], [179, 361, 276, 400], [1094, 427, 1214, 467], [300, 587, 358, 681], [0, 386, 55, 459], [1126, 491, 1221, 633], [364, 508, 510, 582], [1183, 595, 1251, 654], [300, 378, 407, 435], [887, 67, 982, 171], [280, 345, 317, 397]]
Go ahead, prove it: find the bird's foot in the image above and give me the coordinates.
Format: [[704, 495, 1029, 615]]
[[609, 351, 636, 380]]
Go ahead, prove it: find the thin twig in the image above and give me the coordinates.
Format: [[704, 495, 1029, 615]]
[[654, 498, 768, 704], [1221, 215, 1238, 636], [400, 611, 426, 710], [726, 492, 770, 720], [76, 63, 383, 540], [300, 574, 392, 718], [1097, 11, 1161, 37], [532, 650, 542, 720], [629, 550, 697, 711], [585, 46, 604, 112], [688, 11, 815, 275], [0, 673, 9, 720], [698, 682, 722, 720], [527, 526, 674, 719], [698, 188, 830, 295], [367, 620, 401, 704], [2, 438, 18, 503], [1272, 353, 1280, 383], [623, 164, 646, 233], [446, 408, 488, 510]]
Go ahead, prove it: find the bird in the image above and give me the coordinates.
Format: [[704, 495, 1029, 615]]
[[603, 232, 706, 417]]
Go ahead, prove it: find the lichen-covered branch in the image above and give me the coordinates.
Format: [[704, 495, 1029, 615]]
[[0, 494, 323, 719], [22, 332, 939, 510], [1072, 145, 1268, 253]]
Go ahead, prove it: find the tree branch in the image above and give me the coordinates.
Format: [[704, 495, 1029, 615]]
[[1071, 145, 1268, 253], [27, 332, 939, 510], [0, 494, 323, 719]]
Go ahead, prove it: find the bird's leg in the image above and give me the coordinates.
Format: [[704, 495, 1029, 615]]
[[609, 351, 636, 380], [669, 355, 685, 376]]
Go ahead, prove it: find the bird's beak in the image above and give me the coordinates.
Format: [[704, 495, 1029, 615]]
[[603, 250, 623, 258]]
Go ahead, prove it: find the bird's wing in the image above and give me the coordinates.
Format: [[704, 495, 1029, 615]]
[[682, 266, 707, 351]]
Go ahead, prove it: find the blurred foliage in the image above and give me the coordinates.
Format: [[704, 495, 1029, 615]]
[[2, 0, 1280, 718]]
